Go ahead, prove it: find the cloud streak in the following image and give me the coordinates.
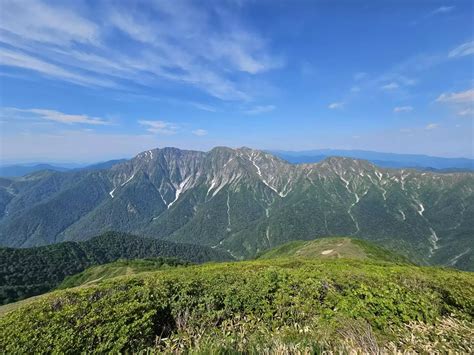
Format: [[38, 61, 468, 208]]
[[449, 41, 474, 58], [0, 0, 281, 101], [328, 102, 344, 110], [139, 120, 178, 135], [3, 107, 111, 125], [436, 89, 474, 104], [244, 105, 276, 115], [394, 106, 413, 113], [192, 129, 208, 136]]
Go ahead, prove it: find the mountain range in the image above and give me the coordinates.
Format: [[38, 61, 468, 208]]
[[0, 146, 472, 270], [272, 149, 474, 170], [0, 159, 127, 177]]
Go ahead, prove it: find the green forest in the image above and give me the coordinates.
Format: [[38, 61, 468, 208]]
[[0, 232, 232, 304]]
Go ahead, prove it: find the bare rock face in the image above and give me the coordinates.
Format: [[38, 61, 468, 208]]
[[0, 146, 473, 270]]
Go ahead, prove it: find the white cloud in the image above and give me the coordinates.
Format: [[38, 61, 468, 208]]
[[436, 89, 474, 104], [425, 123, 439, 130], [0, 48, 116, 88], [429, 6, 455, 16], [139, 120, 178, 135], [192, 129, 208, 136], [458, 108, 474, 117], [381, 82, 399, 90], [449, 41, 474, 58], [0, 0, 99, 46], [189, 102, 218, 112], [4, 107, 110, 125], [394, 106, 413, 113], [244, 105, 275, 115], [353, 72, 367, 81], [0, 0, 281, 101], [328, 102, 344, 110]]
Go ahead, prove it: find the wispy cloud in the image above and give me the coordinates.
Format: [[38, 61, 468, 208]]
[[449, 41, 474, 58], [4, 107, 111, 125], [425, 123, 439, 130], [139, 120, 178, 135], [457, 108, 474, 117], [436, 89, 474, 104], [0, 0, 281, 101], [244, 105, 275, 115], [189, 102, 218, 112], [0, 48, 116, 88], [353, 72, 367, 81], [429, 6, 455, 16], [394, 106, 413, 113], [381, 82, 399, 90], [192, 129, 208, 136], [328, 102, 344, 110]]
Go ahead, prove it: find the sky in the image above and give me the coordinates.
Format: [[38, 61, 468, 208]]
[[0, 0, 473, 163]]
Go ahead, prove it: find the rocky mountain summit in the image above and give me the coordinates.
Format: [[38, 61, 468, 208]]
[[1, 147, 472, 269]]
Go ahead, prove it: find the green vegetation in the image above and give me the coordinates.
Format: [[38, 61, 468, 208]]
[[0, 232, 232, 305], [1, 147, 473, 270], [0, 246, 472, 353], [257, 237, 410, 263], [58, 258, 190, 289]]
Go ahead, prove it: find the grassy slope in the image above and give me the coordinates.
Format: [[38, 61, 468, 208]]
[[1, 255, 472, 353], [57, 258, 189, 289], [257, 237, 410, 263]]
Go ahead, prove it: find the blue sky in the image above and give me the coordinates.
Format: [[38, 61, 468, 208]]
[[0, 0, 473, 163]]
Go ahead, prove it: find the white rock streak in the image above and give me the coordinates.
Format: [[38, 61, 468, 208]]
[[265, 226, 271, 246], [448, 248, 471, 266], [417, 202, 425, 216], [109, 173, 136, 198], [399, 210, 406, 220], [226, 191, 231, 229], [168, 176, 191, 208], [428, 227, 439, 256], [249, 153, 281, 195]]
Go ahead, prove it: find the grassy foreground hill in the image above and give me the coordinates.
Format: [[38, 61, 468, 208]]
[[57, 258, 190, 289], [257, 237, 410, 263], [0, 232, 232, 304], [0, 238, 472, 353]]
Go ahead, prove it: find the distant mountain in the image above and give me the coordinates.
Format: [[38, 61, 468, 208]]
[[0, 159, 127, 178], [0, 147, 472, 270], [0, 164, 70, 177], [79, 159, 127, 171], [0, 231, 232, 304], [272, 149, 474, 170]]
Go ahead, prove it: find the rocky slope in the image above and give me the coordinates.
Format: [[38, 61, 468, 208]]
[[0, 147, 472, 269]]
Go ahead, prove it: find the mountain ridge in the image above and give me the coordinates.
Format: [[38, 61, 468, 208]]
[[0, 146, 472, 270]]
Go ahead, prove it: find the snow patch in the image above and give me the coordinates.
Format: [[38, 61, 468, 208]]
[[417, 202, 425, 216], [321, 249, 333, 255], [428, 227, 439, 256], [399, 210, 406, 220], [226, 192, 231, 228], [265, 226, 271, 246], [448, 248, 471, 266], [168, 176, 191, 208]]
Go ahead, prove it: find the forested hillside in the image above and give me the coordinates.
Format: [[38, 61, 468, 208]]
[[0, 147, 472, 270], [0, 232, 232, 304]]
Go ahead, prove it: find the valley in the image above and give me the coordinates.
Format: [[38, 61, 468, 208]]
[[0, 146, 472, 270]]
